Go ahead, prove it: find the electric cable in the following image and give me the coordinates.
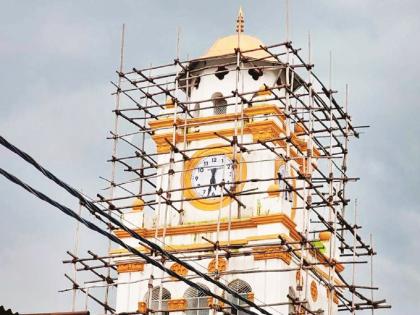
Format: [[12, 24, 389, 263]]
[[0, 135, 270, 315], [0, 166, 258, 315]]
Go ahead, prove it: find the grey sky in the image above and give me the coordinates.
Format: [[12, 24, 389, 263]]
[[0, 0, 418, 313]]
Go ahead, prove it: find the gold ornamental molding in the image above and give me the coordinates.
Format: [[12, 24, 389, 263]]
[[208, 257, 228, 273], [246, 119, 285, 142], [148, 104, 320, 157], [252, 246, 292, 264], [169, 262, 188, 280], [148, 104, 282, 131], [167, 298, 188, 311], [114, 213, 297, 239], [116, 262, 144, 273], [112, 214, 344, 275]]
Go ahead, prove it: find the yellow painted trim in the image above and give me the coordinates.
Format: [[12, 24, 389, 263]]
[[114, 213, 296, 238], [247, 119, 285, 142], [291, 133, 307, 152], [252, 245, 292, 264], [185, 113, 241, 126], [117, 262, 144, 273], [148, 104, 285, 132], [168, 299, 187, 311], [151, 133, 183, 154], [109, 233, 286, 255], [148, 117, 183, 130], [183, 145, 247, 211], [186, 127, 247, 142], [294, 122, 305, 134], [111, 232, 345, 281], [243, 104, 285, 121], [148, 105, 322, 162]]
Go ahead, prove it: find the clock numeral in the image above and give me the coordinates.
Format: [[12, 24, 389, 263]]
[[211, 157, 217, 162], [199, 167, 204, 172]]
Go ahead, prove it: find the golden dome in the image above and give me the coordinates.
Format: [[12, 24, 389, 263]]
[[201, 34, 275, 61], [319, 231, 332, 241], [267, 183, 280, 197], [132, 198, 145, 211]]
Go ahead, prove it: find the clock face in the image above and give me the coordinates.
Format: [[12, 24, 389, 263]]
[[191, 154, 234, 199]]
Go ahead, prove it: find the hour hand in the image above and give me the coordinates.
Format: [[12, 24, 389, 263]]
[[207, 168, 218, 195]]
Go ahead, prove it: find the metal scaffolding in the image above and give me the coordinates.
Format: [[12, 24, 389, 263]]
[[56, 14, 390, 315]]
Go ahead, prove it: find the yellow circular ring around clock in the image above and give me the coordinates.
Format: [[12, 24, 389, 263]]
[[183, 145, 247, 211], [274, 159, 297, 221]]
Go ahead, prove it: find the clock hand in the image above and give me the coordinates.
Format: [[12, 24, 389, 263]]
[[207, 167, 218, 195]]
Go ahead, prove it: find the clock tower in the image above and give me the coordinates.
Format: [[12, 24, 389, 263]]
[[112, 9, 342, 315]]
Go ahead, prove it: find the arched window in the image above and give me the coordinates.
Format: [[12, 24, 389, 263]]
[[248, 68, 263, 80], [144, 286, 171, 315], [193, 103, 200, 118], [215, 66, 229, 80], [212, 92, 227, 115], [194, 76, 201, 89], [226, 279, 252, 315], [184, 283, 210, 315]]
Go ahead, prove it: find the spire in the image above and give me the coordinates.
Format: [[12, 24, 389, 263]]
[[236, 6, 244, 33]]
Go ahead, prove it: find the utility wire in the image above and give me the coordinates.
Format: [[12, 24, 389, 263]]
[[0, 166, 258, 315], [0, 135, 270, 315]]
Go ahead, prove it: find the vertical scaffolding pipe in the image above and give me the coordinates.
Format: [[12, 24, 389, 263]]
[[351, 199, 358, 315], [157, 26, 182, 314], [71, 196, 83, 311], [327, 50, 336, 315], [300, 30, 312, 315], [137, 64, 153, 205], [340, 84, 350, 250], [105, 23, 126, 312], [370, 233, 375, 315]]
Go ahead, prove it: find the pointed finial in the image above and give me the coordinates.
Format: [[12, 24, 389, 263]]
[[236, 6, 244, 33]]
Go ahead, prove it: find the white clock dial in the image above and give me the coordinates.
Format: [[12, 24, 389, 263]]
[[191, 155, 234, 199]]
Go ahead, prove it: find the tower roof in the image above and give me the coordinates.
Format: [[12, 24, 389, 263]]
[[201, 34, 273, 61], [197, 7, 274, 62]]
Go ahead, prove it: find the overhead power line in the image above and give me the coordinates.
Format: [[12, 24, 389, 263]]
[[0, 166, 261, 315], [0, 135, 270, 315]]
